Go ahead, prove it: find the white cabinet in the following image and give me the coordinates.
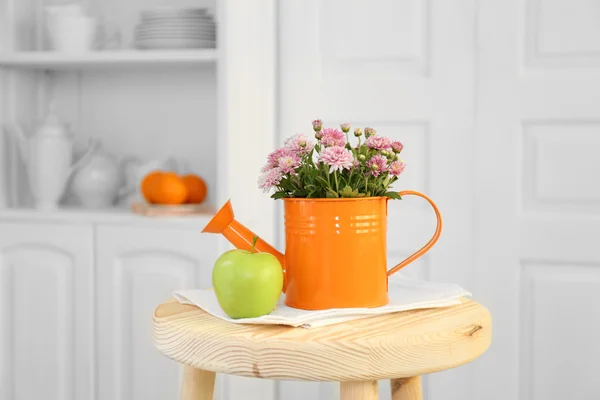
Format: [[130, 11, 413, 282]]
[[0, 216, 219, 400], [0, 222, 94, 400], [95, 225, 217, 400]]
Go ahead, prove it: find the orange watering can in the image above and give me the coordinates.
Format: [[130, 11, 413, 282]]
[[202, 191, 442, 310]]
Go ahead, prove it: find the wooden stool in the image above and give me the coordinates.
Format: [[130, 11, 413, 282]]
[[153, 298, 491, 400]]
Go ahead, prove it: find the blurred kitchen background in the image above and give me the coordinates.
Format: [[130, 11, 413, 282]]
[[1, 0, 598, 399]]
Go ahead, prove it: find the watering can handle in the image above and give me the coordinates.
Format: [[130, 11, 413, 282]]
[[387, 190, 443, 277]]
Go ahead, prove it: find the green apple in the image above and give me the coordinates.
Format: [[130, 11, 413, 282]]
[[212, 236, 283, 319]]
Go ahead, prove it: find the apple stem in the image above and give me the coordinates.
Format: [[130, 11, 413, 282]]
[[251, 235, 258, 253]]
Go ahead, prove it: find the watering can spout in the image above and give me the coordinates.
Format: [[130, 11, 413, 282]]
[[202, 199, 236, 234], [202, 200, 286, 267]]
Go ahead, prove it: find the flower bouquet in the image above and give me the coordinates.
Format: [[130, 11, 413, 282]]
[[258, 120, 406, 199]]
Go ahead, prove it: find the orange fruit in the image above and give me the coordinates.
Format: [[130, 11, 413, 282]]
[[141, 170, 163, 203], [152, 172, 188, 205], [182, 174, 208, 204]]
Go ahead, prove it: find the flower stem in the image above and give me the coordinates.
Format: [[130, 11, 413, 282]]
[[384, 175, 395, 192], [324, 163, 331, 188], [295, 174, 303, 191], [334, 170, 339, 193]]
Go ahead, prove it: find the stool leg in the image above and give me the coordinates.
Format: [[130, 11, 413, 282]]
[[340, 380, 378, 399], [180, 365, 215, 400], [391, 377, 422, 400]]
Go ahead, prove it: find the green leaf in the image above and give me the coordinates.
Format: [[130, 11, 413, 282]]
[[384, 191, 402, 200], [315, 176, 330, 188], [326, 187, 339, 197], [339, 185, 359, 198], [326, 191, 338, 198], [270, 191, 288, 199]]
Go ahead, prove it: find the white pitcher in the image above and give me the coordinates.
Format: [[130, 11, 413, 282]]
[[6, 111, 92, 210]]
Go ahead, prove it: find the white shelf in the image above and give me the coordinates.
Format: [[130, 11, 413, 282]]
[[0, 207, 215, 228], [0, 49, 218, 69]]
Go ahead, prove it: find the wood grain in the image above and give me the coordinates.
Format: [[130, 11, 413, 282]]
[[341, 380, 378, 400], [391, 377, 422, 400], [131, 201, 211, 217], [180, 366, 215, 400], [153, 298, 491, 382]]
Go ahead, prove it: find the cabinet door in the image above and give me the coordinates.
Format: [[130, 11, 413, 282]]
[[0, 222, 93, 400], [95, 225, 218, 400]]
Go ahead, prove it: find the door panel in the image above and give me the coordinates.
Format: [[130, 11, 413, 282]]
[[475, 0, 600, 399], [521, 263, 600, 400], [0, 223, 93, 400], [95, 225, 217, 400]]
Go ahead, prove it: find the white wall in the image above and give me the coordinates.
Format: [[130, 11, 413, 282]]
[[52, 66, 218, 207]]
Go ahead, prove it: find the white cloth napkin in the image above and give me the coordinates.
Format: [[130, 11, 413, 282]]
[[173, 275, 471, 328]]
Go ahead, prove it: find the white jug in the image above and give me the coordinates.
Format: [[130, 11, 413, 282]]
[[6, 111, 92, 210]]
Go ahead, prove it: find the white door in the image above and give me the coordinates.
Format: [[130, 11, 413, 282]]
[[278, 1, 476, 399], [95, 225, 218, 400], [474, 1, 600, 399], [0, 222, 93, 400]]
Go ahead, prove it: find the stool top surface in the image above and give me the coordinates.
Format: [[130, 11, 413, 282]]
[[152, 298, 491, 382]]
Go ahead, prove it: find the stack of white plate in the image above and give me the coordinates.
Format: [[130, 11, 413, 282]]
[[134, 7, 216, 50]]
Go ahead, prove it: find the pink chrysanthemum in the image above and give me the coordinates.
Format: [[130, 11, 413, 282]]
[[366, 135, 392, 151], [391, 141, 404, 153], [284, 133, 314, 155], [278, 154, 301, 174], [319, 146, 354, 173], [258, 167, 282, 192], [320, 128, 346, 147], [263, 147, 294, 171], [366, 155, 388, 177], [388, 160, 406, 176]]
